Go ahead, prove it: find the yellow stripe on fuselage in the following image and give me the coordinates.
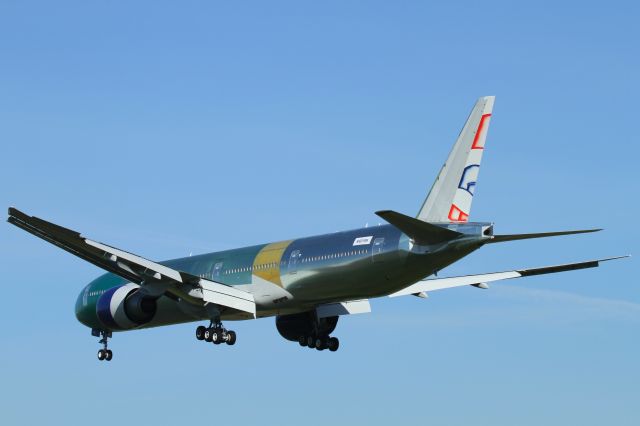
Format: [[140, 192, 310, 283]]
[[252, 240, 294, 287]]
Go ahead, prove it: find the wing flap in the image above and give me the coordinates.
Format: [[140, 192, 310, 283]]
[[85, 239, 184, 283], [389, 256, 629, 297], [200, 278, 256, 316], [316, 299, 371, 319]]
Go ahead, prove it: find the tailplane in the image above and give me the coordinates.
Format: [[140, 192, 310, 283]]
[[417, 96, 495, 223], [376, 210, 462, 245], [488, 229, 602, 243]]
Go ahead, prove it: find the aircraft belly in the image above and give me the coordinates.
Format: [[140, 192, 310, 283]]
[[127, 242, 483, 331], [283, 254, 410, 303], [281, 245, 483, 305]]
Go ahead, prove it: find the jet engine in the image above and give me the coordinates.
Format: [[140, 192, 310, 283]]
[[275, 312, 338, 341], [96, 284, 158, 330]]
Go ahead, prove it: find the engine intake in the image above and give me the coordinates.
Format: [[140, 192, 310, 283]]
[[96, 284, 158, 330], [124, 290, 157, 324]]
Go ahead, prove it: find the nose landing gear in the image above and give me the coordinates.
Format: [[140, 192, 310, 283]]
[[92, 329, 113, 361]]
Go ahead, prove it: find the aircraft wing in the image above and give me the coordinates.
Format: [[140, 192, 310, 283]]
[[7, 207, 255, 315], [389, 256, 629, 297]]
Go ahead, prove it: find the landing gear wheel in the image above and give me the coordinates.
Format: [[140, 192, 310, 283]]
[[201, 318, 238, 348], [226, 330, 237, 345], [327, 337, 339, 352], [212, 329, 223, 344], [95, 330, 113, 362], [196, 326, 206, 341], [315, 337, 328, 351], [307, 335, 316, 348], [298, 335, 307, 347]]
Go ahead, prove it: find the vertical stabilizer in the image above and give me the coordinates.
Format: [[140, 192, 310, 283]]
[[417, 96, 495, 223]]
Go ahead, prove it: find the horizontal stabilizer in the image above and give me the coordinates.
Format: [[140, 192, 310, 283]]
[[488, 229, 601, 243], [375, 210, 462, 244], [389, 256, 629, 297]]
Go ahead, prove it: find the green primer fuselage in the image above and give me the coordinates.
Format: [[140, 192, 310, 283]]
[[75, 224, 486, 331]]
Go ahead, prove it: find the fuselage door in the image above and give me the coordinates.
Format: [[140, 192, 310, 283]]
[[288, 250, 301, 274], [212, 261, 224, 279], [372, 237, 385, 262]]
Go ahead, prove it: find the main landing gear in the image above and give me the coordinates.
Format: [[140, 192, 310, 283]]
[[195, 321, 236, 346], [298, 334, 340, 352], [92, 329, 113, 361], [276, 312, 340, 352]]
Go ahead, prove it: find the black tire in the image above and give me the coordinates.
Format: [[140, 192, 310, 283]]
[[307, 335, 315, 348], [328, 337, 339, 352], [105, 350, 113, 361], [298, 335, 307, 347], [204, 328, 213, 342], [226, 330, 237, 345], [196, 326, 206, 341], [212, 329, 223, 345], [315, 337, 327, 351], [97, 349, 106, 361]]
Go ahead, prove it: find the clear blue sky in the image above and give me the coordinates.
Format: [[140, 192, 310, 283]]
[[1, 1, 638, 425]]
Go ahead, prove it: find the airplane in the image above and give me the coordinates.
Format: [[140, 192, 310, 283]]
[[7, 96, 628, 361]]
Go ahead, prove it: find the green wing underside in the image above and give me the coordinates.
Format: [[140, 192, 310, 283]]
[[8, 208, 257, 315], [8, 207, 141, 284]]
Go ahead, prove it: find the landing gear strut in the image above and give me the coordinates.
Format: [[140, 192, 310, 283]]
[[195, 320, 236, 346], [93, 329, 113, 361]]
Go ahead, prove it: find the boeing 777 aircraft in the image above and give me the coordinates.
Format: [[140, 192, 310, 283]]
[[8, 96, 627, 361]]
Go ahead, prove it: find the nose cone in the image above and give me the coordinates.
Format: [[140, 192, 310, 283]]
[[75, 273, 128, 329]]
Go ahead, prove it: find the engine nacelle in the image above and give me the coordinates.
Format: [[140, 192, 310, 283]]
[[275, 312, 338, 342], [96, 284, 158, 330]]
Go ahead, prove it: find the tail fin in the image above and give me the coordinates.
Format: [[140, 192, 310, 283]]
[[417, 96, 495, 223]]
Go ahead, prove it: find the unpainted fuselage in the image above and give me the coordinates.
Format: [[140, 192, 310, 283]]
[[75, 223, 489, 331]]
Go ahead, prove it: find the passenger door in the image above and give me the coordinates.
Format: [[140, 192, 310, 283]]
[[288, 250, 302, 274], [371, 237, 385, 263], [212, 261, 224, 279]]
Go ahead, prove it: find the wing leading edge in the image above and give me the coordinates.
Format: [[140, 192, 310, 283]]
[[7, 207, 255, 316], [389, 256, 629, 297]]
